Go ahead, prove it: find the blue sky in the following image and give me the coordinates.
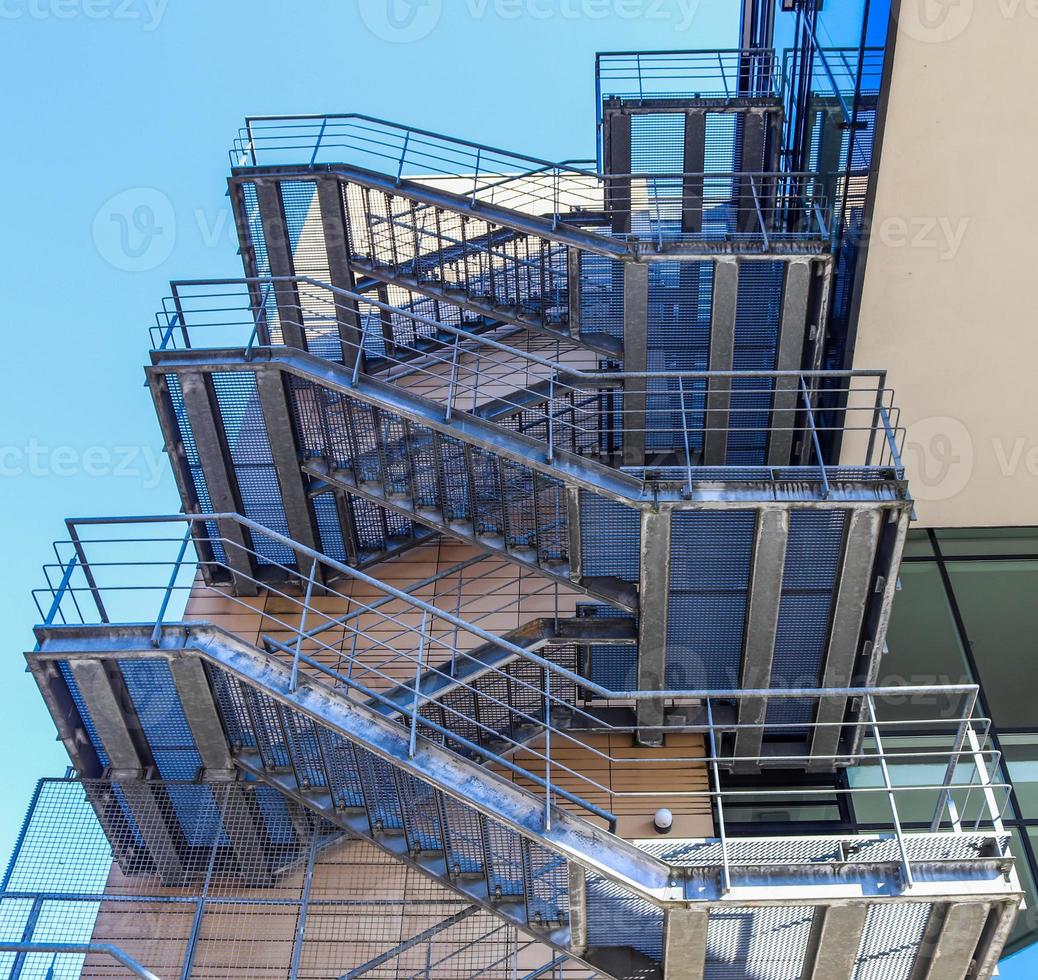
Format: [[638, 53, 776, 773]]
[[1, 1, 1032, 971], [0, 0, 740, 862]]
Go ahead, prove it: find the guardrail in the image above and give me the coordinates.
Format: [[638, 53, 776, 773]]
[[151, 276, 905, 483], [33, 514, 1013, 889]]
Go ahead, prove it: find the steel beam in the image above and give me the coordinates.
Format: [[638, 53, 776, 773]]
[[911, 903, 991, 980], [737, 111, 767, 234], [566, 246, 582, 338], [810, 508, 882, 766], [606, 111, 632, 234], [622, 262, 649, 468], [568, 862, 588, 957], [255, 180, 306, 349], [769, 259, 813, 465], [704, 258, 739, 465], [801, 904, 868, 980], [218, 784, 274, 887], [66, 660, 187, 885], [662, 907, 708, 980], [681, 112, 706, 235], [733, 507, 789, 768], [66, 660, 144, 776], [255, 367, 320, 554], [169, 657, 236, 777], [316, 176, 363, 371], [179, 371, 258, 594], [636, 509, 671, 743]]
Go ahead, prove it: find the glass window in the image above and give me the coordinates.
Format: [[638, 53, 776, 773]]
[[937, 528, 1038, 557], [1001, 736, 1038, 820], [947, 561, 1038, 730], [901, 528, 934, 559], [877, 562, 973, 722]]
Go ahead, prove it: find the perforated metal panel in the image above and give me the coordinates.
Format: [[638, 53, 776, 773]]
[[585, 873, 663, 961], [667, 510, 756, 688], [704, 906, 814, 980], [852, 903, 933, 980], [768, 510, 848, 728], [730, 261, 784, 464], [209, 371, 294, 565], [578, 492, 640, 583], [164, 374, 225, 563]]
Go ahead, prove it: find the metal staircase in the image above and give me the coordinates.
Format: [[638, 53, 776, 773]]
[[11, 35, 1027, 979], [26, 515, 1023, 980]]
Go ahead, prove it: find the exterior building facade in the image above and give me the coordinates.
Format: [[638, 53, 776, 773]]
[[2, 1, 1033, 977]]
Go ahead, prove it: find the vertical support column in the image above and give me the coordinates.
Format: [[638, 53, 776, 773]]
[[567, 862, 588, 957], [566, 486, 583, 586], [66, 659, 186, 885], [733, 507, 789, 768], [605, 111, 632, 234], [316, 176, 364, 372], [169, 656, 236, 779], [911, 903, 991, 980], [681, 111, 706, 235], [817, 102, 846, 232], [769, 259, 813, 465], [736, 110, 766, 234], [704, 258, 739, 465], [255, 366, 319, 554], [622, 262, 649, 468], [256, 179, 306, 349], [636, 508, 671, 743], [810, 508, 882, 767], [566, 246, 582, 339], [180, 371, 258, 594], [801, 905, 869, 980], [662, 906, 708, 980]]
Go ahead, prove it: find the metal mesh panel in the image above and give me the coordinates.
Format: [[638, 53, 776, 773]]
[[667, 510, 756, 688], [579, 253, 625, 342], [704, 906, 814, 980], [585, 873, 663, 961], [852, 903, 933, 980], [578, 491, 640, 583], [646, 261, 712, 453], [209, 371, 294, 565], [523, 843, 568, 926], [730, 261, 784, 465], [767, 510, 848, 728], [164, 373, 225, 563]]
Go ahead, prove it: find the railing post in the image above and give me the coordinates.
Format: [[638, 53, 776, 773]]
[[445, 333, 461, 422], [866, 695, 914, 888], [351, 315, 370, 388], [409, 611, 429, 759], [544, 666, 552, 832], [706, 698, 731, 895], [308, 117, 327, 168], [546, 376, 555, 464], [151, 525, 193, 647], [800, 376, 831, 497], [290, 557, 319, 693], [43, 555, 78, 627], [396, 131, 411, 185]]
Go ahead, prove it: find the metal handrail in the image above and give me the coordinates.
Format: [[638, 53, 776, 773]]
[[32, 513, 1015, 870], [153, 275, 906, 472], [0, 943, 163, 980]]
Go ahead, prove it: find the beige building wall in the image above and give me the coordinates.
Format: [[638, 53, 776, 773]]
[[853, 0, 1038, 527]]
